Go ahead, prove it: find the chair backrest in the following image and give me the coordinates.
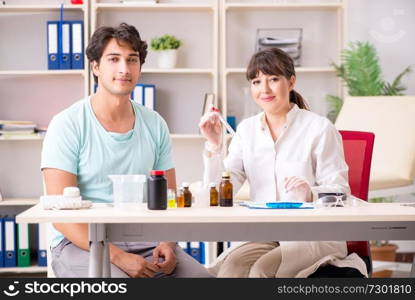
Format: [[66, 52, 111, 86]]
[[335, 96, 415, 190], [339, 130, 375, 265], [339, 130, 375, 201]]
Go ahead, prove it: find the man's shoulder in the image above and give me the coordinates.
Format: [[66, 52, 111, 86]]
[[52, 98, 88, 124], [132, 101, 166, 128], [49, 98, 88, 135]]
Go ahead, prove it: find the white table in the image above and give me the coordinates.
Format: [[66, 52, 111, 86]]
[[16, 202, 415, 277]]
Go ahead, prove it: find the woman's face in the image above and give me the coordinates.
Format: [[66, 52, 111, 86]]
[[250, 71, 295, 115]]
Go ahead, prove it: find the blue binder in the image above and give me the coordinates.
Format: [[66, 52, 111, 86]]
[[47, 21, 60, 70], [199, 242, 205, 264], [4, 216, 16, 267], [70, 20, 84, 69], [60, 21, 72, 69], [189, 242, 201, 263], [0, 216, 4, 267], [37, 223, 47, 266]]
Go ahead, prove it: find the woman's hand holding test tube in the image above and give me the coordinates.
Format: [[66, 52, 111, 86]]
[[199, 104, 234, 151], [210, 107, 236, 137]]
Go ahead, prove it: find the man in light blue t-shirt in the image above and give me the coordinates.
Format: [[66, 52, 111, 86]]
[[41, 23, 212, 278]]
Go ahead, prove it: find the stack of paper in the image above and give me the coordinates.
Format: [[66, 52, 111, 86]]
[[0, 120, 36, 137], [256, 28, 303, 66]]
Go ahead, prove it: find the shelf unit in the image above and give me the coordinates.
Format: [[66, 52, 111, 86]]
[[0, 1, 89, 97], [0, 135, 44, 141], [220, 0, 345, 120], [0, 198, 44, 275], [95, 2, 214, 10], [1, 0, 348, 275], [0, 1, 89, 275], [0, 4, 84, 12], [0, 265, 47, 275], [90, 0, 219, 183], [0, 198, 39, 206], [0, 134, 204, 141], [0, 70, 86, 76], [0, 0, 89, 199], [90, 0, 219, 137], [225, 2, 342, 10]]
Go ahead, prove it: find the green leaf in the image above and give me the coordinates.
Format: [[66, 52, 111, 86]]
[[150, 34, 182, 51], [383, 65, 412, 95], [325, 95, 343, 123], [325, 41, 411, 120], [340, 41, 384, 96]]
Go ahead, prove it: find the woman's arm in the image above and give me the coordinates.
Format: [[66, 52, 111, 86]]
[[202, 131, 247, 196], [200, 111, 247, 195], [311, 123, 351, 197]]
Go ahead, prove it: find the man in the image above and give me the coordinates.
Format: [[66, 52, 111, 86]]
[[41, 23, 212, 278]]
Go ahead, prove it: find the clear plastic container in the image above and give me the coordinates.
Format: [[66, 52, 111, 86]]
[[109, 174, 146, 208]]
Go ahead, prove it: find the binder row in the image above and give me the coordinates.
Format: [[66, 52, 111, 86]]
[[94, 83, 156, 111], [0, 217, 47, 268], [178, 242, 206, 265], [47, 20, 84, 70], [132, 83, 156, 111]]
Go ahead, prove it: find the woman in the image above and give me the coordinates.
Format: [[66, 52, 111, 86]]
[[199, 48, 368, 278]]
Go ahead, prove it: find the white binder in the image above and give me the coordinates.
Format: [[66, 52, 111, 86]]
[[144, 85, 155, 110], [133, 85, 144, 106]]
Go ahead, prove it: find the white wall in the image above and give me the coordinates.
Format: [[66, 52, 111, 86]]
[[347, 0, 415, 95]]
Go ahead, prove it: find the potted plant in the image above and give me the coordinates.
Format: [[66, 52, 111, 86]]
[[325, 41, 412, 123], [150, 34, 182, 69]]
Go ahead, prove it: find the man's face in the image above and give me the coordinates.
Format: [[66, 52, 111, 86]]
[[92, 38, 141, 96]]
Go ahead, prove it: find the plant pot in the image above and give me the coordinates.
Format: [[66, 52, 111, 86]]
[[157, 49, 178, 69], [370, 244, 398, 261], [371, 244, 398, 278]]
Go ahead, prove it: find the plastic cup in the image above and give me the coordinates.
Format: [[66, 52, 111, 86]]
[[109, 174, 146, 208]]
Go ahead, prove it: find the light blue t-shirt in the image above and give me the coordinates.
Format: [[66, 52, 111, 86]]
[[41, 96, 174, 247]]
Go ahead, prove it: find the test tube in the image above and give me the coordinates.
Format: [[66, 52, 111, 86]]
[[211, 106, 236, 136]]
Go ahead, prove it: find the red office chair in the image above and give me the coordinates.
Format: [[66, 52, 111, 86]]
[[310, 130, 375, 277]]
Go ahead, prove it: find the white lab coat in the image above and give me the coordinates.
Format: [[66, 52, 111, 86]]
[[203, 104, 368, 277]]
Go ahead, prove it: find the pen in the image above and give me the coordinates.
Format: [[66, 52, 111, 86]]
[[211, 106, 236, 137]]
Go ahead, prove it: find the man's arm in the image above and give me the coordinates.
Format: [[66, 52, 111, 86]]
[[43, 168, 90, 249], [43, 168, 160, 277]]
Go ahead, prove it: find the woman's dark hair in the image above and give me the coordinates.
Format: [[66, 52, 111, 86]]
[[246, 48, 309, 110], [86, 23, 148, 84]]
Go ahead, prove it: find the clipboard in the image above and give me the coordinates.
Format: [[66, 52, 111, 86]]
[[240, 201, 314, 209]]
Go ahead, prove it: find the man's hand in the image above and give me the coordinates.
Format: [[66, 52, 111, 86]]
[[153, 242, 177, 275], [114, 251, 160, 278]]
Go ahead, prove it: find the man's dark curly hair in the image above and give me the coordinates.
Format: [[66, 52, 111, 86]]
[[86, 23, 148, 84]]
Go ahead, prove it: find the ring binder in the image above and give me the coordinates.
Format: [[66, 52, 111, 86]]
[[60, 21, 72, 69], [47, 21, 60, 70], [71, 21, 84, 69], [4, 216, 16, 267]]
